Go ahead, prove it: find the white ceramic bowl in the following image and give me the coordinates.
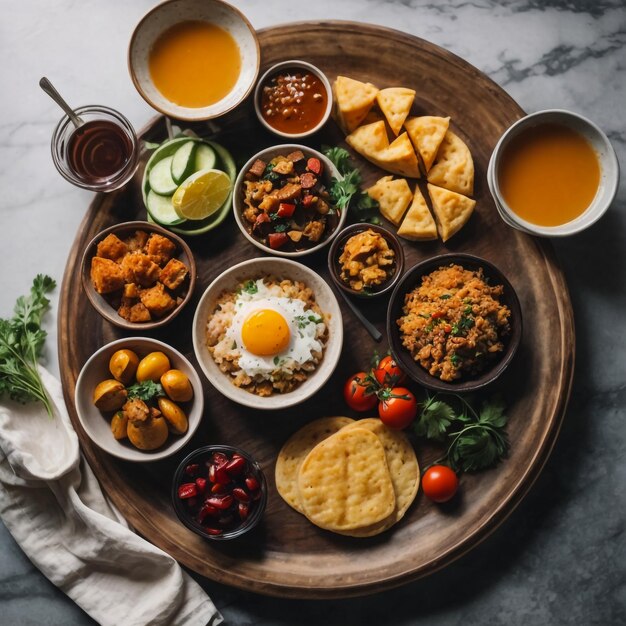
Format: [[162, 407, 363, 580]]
[[192, 257, 343, 410], [232, 144, 346, 257], [75, 337, 204, 462], [128, 0, 259, 121], [489, 109, 619, 237], [253, 60, 333, 139]]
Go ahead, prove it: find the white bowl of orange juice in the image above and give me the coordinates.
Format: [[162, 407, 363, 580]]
[[489, 109, 619, 237], [128, 0, 259, 121]]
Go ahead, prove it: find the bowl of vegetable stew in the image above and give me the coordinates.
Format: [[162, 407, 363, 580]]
[[232, 144, 346, 257]]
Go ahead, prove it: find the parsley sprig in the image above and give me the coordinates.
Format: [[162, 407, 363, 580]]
[[322, 146, 380, 220], [415, 394, 509, 473], [126, 380, 165, 402], [0, 275, 56, 416]]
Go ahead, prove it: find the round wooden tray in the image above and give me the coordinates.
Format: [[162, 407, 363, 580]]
[[58, 21, 574, 598]]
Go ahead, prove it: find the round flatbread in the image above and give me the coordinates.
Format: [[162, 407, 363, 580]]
[[339, 419, 420, 537], [297, 427, 396, 532], [275, 416, 354, 512]]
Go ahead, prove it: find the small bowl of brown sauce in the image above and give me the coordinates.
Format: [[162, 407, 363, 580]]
[[328, 223, 404, 298], [254, 60, 332, 138], [489, 109, 619, 236]]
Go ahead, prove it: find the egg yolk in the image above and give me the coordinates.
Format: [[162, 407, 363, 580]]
[[241, 309, 291, 356]]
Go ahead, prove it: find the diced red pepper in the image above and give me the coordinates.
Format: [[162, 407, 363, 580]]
[[444, 324, 452, 333], [178, 483, 198, 499], [268, 232, 289, 249], [195, 477, 207, 493], [254, 212, 270, 227], [302, 194, 314, 207], [431, 311, 445, 319], [276, 202, 295, 218], [307, 157, 323, 176]]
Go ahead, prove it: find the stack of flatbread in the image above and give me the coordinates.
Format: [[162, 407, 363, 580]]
[[333, 75, 476, 242], [275, 417, 420, 537]]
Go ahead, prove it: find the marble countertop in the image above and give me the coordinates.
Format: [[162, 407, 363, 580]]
[[1, 0, 624, 624]]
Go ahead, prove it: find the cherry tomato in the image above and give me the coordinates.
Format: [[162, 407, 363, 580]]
[[373, 355, 406, 386], [343, 372, 378, 412], [377, 387, 417, 429], [422, 465, 459, 503]]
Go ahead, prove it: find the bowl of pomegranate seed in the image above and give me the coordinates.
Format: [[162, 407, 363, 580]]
[[172, 445, 267, 540]]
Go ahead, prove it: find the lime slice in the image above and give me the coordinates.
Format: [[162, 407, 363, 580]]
[[172, 169, 232, 221]]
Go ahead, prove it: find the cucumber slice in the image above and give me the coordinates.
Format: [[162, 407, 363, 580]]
[[171, 141, 197, 184], [142, 137, 195, 205], [146, 189, 185, 226], [194, 143, 216, 172], [148, 156, 178, 195]]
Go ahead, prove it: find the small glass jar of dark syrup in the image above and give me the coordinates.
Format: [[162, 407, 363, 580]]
[[51, 105, 139, 192]]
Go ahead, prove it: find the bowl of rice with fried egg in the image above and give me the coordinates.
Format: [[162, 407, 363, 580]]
[[192, 258, 343, 409]]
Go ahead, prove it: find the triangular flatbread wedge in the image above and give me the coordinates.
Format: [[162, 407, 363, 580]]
[[375, 133, 421, 179], [367, 176, 413, 226], [404, 116, 450, 172], [427, 130, 474, 195], [334, 76, 379, 133], [427, 183, 475, 242], [346, 122, 421, 179], [376, 87, 415, 136], [397, 185, 438, 241], [346, 120, 388, 155]]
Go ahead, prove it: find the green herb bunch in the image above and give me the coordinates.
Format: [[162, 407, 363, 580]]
[[322, 146, 380, 221], [0, 275, 56, 416], [415, 393, 509, 472]]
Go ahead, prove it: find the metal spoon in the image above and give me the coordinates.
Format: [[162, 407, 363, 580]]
[[39, 77, 84, 128], [335, 288, 383, 343]]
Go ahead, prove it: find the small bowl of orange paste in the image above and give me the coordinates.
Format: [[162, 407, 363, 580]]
[[128, 0, 259, 121], [488, 109, 619, 236], [254, 60, 333, 138]]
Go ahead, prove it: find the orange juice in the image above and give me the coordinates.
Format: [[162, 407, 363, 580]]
[[149, 21, 241, 108], [498, 123, 600, 226]]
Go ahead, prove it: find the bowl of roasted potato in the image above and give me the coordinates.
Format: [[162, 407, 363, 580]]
[[75, 337, 204, 461], [81, 220, 196, 330]]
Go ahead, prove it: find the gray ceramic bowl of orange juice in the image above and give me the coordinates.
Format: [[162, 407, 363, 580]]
[[253, 60, 333, 138], [128, 0, 259, 121], [489, 109, 619, 237]]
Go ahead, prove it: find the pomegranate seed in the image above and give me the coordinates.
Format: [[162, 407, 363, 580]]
[[186, 497, 198, 508], [214, 466, 230, 484], [203, 527, 222, 536], [184, 463, 200, 477], [245, 476, 260, 491], [225, 456, 246, 476], [232, 487, 249, 503], [211, 483, 227, 495], [178, 483, 198, 499], [238, 503, 250, 520], [197, 504, 219, 523], [231, 453, 243, 461], [212, 452, 228, 466], [195, 477, 207, 493], [206, 495, 234, 510], [208, 464, 216, 482]]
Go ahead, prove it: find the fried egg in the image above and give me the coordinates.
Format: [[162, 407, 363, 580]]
[[225, 279, 325, 378]]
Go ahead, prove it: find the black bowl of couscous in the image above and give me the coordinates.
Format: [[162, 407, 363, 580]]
[[81, 220, 196, 330], [387, 253, 522, 393]]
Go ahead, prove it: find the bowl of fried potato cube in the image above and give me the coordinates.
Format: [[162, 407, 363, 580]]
[[75, 336, 204, 461], [81, 220, 196, 329]]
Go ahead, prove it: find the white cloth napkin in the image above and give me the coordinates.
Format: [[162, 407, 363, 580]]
[[0, 366, 222, 626]]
